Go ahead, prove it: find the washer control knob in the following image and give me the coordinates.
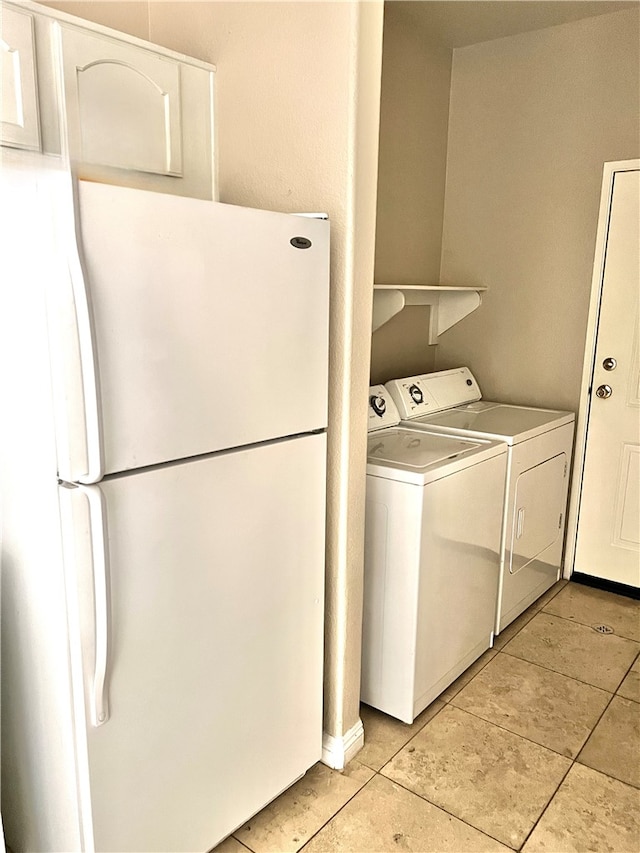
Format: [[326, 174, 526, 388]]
[[602, 357, 617, 371], [370, 394, 387, 416], [595, 384, 613, 399]]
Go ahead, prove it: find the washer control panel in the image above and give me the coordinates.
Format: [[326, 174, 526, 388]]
[[386, 367, 482, 419], [368, 385, 401, 432]]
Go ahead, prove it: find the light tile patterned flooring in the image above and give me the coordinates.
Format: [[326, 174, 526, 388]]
[[215, 581, 640, 853]]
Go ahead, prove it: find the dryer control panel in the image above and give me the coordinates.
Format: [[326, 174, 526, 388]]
[[386, 367, 482, 419]]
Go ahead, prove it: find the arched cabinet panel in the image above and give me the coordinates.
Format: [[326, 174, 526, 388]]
[[59, 26, 183, 177], [1, 5, 41, 150]]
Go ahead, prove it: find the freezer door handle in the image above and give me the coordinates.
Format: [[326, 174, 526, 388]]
[[68, 182, 104, 484], [81, 484, 111, 726]]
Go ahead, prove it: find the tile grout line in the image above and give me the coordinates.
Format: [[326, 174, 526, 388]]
[[445, 650, 639, 778], [444, 695, 601, 762], [235, 768, 379, 853], [376, 768, 520, 851], [573, 690, 640, 791], [439, 645, 615, 763], [574, 687, 620, 766], [359, 650, 500, 775], [515, 756, 575, 852], [439, 648, 501, 702], [537, 601, 640, 643], [296, 771, 381, 853], [359, 699, 448, 774], [376, 686, 570, 853], [491, 581, 567, 651], [494, 645, 622, 697], [499, 646, 635, 694], [612, 645, 640, 691], [494, 607, 640, 773], [492, 646, 614, 695], [224, 838, 252, 853]]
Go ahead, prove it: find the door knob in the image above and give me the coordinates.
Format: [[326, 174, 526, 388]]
[[595, 384, 613, 399], [603, 357, 617, 371]]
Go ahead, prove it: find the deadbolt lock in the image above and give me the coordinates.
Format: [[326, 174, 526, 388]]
[[603, 357, 617, 371], [595, 384, 613, 399]]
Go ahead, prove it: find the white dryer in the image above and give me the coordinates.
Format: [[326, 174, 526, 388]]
[[362, 385, 507, 724], [385, 367, 575, 635]]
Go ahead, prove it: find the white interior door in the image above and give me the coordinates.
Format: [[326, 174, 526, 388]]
[[574, 167, 640, 587], [60, 433, 326, 852]]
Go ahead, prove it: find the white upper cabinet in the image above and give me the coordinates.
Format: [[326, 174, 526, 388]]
[[59, 26, 183, 177], [57, 24, 216, 198], [1, 1, 217, 200], [1, 5, 41, 150]]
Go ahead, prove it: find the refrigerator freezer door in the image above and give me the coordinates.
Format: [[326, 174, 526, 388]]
[[59, 181, 329, 479], [60, 433, 326, 852]]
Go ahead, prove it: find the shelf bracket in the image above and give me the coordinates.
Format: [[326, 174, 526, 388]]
[[372, 285, 486, 342], [371, 288, 406, 331], [434, 289, 482, 343]]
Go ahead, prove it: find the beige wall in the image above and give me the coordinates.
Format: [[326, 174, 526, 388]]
[[370, 3, 452, 385], [437, 8, 640, 411], [46, 0, 384, 751], [46, 1, 151, 39]]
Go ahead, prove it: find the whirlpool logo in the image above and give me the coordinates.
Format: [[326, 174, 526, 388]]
[[290, 237, 312, 249]]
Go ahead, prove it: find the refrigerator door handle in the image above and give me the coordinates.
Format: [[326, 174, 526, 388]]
[[81, 484, 111, 726], [67, 182, 104, 485]]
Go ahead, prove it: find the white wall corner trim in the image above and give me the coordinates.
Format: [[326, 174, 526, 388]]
[[321, 719, 365, 771]]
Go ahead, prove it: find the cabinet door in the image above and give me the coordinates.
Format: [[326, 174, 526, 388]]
[[1, 6, 41, 150], [57, 23, 215, 199]]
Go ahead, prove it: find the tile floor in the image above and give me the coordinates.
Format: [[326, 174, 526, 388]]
[[215, 581, 640, 853]]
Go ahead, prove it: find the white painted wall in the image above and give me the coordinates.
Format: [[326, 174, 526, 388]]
[[437, 8, 640, 412], [371, 3, 452, 385], [45, 0, 151, 39], [46, 0, 383, 754]]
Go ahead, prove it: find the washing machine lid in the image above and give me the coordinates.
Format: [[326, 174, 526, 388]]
[[366, 427, 506, 485], [404, 402, 574, 444]]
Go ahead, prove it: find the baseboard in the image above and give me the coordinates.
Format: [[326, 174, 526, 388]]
[[571, 572, 640, 600], [321, 719, 365, 771]]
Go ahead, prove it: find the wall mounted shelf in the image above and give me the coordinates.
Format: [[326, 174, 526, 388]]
[[372, 285, 487, 343]]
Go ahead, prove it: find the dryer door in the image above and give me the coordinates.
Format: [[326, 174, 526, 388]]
[[508, 453, 567, 574]]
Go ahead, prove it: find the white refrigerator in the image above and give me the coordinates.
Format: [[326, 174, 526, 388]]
[[0, 166, 330, 852]]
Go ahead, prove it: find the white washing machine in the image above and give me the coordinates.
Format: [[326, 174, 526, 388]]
[[362, 385, 507, 724], [385, 367, 575, 635]]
